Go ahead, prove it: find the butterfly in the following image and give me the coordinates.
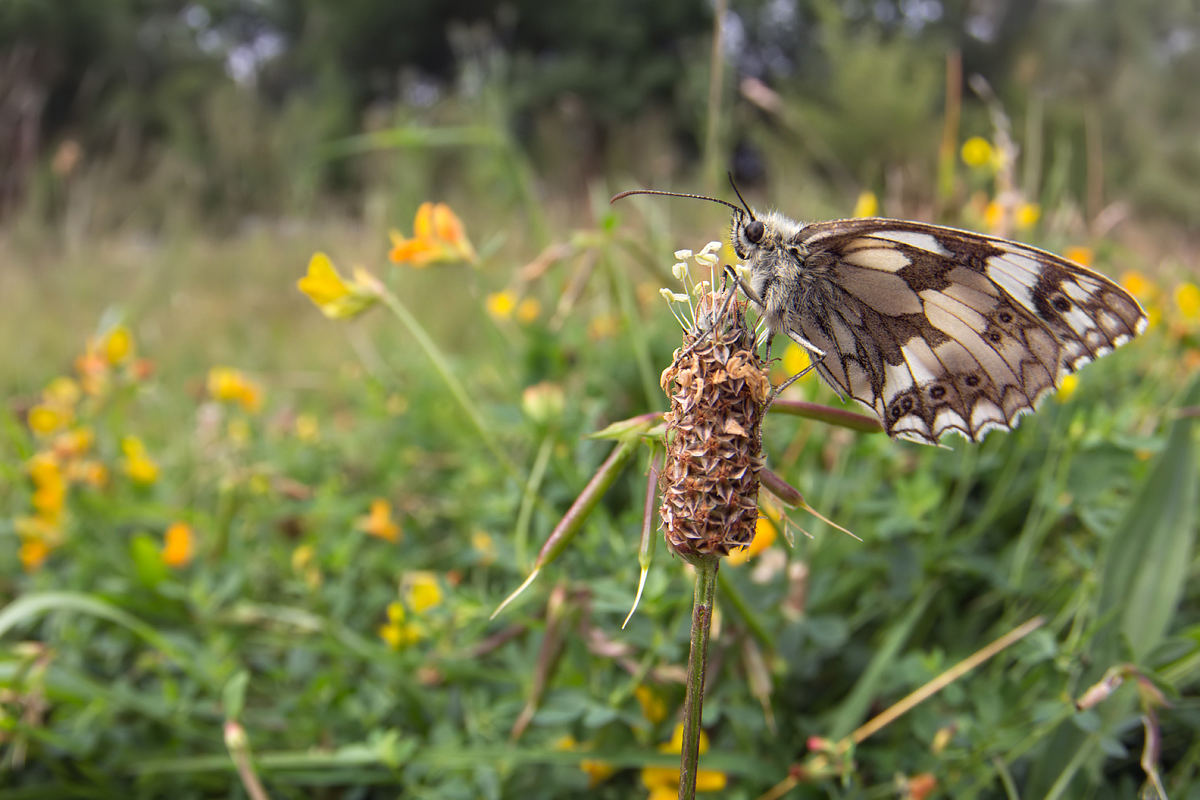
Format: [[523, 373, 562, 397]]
[[613, 189, 1147, 444]]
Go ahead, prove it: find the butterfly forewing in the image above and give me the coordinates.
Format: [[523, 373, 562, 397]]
[[773, 218, 1146, 444]]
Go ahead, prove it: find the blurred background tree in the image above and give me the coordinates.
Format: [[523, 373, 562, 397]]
[[1, 0, 1197, 228]]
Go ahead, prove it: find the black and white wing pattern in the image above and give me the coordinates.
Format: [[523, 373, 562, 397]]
[[775, 218, 1146, 444]]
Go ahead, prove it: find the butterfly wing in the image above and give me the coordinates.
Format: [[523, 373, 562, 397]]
[[786, 219, 1146, 443]]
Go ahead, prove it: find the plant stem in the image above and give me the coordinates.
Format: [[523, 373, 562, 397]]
[[376, 287, 518, 480], [679, 554, 719, 800]]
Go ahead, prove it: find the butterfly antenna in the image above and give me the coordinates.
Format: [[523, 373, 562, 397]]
[[610, 189, 744, 216], [727, 173, 756, 220]]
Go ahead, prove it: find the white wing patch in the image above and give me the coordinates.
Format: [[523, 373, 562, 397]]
[[873, 230, 952, 256]]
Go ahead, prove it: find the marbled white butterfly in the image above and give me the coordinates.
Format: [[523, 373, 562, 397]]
[[614, 189, 1147, 444]]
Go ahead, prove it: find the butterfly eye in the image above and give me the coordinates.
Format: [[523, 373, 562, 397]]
[[745, 220, 765, 243]]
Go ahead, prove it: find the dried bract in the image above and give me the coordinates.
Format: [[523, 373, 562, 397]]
[[660, 290, 769, 559]]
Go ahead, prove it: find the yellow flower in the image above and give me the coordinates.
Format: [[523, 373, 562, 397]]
[[162, 521, 194, 567], [587, 313, 621, 340], [1015, 203, 1040, 230], [388, 202, 477, 267], [406, 571, 443, 613], [727, 517, 778, 566], [641, 724, 727, 797], [1063, 246, 1094, 267], [516, 297, 541, 325], [43, 376, 81, 408], [70, 460, 108, 488], [580, 758, 616, 788], [207, 367, 263, 413], [294, 413, 320, 443], [379, 602, 424, 649], [102, 325, 134, 365], [961, 136, 994, 169], [297, 252, 382, 319], [18, 537, 51, 572], [635, 685, 668, 724], [1056, 373, 1079, 402], [471, 530, 497, 565], [486, 289, 517, 320], [984, 201, 1004, 232], [122, 436, 159, 485], [852, 190, 878, 218], [1175, 282, 1200, 319], [781, 343, 814, 383], [1120, 271, 1156, 302], [358, 498, 401, 543], [28, 404, 71, 436], [28, 452, 62, 485], [32, 478, 66, 519], [53, 426, 94, 460]]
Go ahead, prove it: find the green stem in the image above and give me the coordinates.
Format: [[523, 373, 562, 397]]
[[515, 433, 555, 569], [377, 287, 518, 480], [680, 554, 719, 800]]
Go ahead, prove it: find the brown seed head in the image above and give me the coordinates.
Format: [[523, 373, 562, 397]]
[[660, 290, 769, 560]]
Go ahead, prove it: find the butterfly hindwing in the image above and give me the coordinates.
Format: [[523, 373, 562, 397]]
[[779, 218, 1147, 443]]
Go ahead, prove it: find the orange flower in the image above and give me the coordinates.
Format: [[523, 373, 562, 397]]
[[388, 202, 477, 267], [358, 498, 401, 542], [162, 522, 195, 567]]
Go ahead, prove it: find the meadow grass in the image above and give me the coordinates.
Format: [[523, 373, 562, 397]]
[[1, 166, 1199, 800]]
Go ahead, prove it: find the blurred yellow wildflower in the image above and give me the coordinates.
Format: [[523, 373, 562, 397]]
[[581, 758, 616, 788], [1015, 203, 1040, 230], [69, 460, 108, 488], [516, 296, 541, 325], [379, 601, 423, 649], [75, 344, 110, 397], [781, 343, 814, 384], [1120, 271, 1156, 302], [728, 517, 778, 566], [486, 289, 517, 320], [1175, 282, 1200, 319], [635, 685, 668, 724], [297, 252, 383, 319], [43, 376, 81, 407], [291, 545, 322, 590], [406, 572, 443, 613], [641, 724, 726, 798], [102, 325, 134, 365], [18, 537, 51, 573], [388, 202, 477, 267], [207, 367, 263, 413], [852, 190, 878, 218], [1056, 373, 1079, 402], [588, 313, 621, 340], [358, 498, 401, 543], [122, 436, 159, 485], [28, 404, 70, 435], [32, 478, 66, 519], [1063, 246, 1094, 267], [961, 137, 994, 169], [471, 530, 497, 565], [294, 413, 320, 443], [555, 735, 615, 788], [162, 521, 195, 567], [53, 426, 94, 460]]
